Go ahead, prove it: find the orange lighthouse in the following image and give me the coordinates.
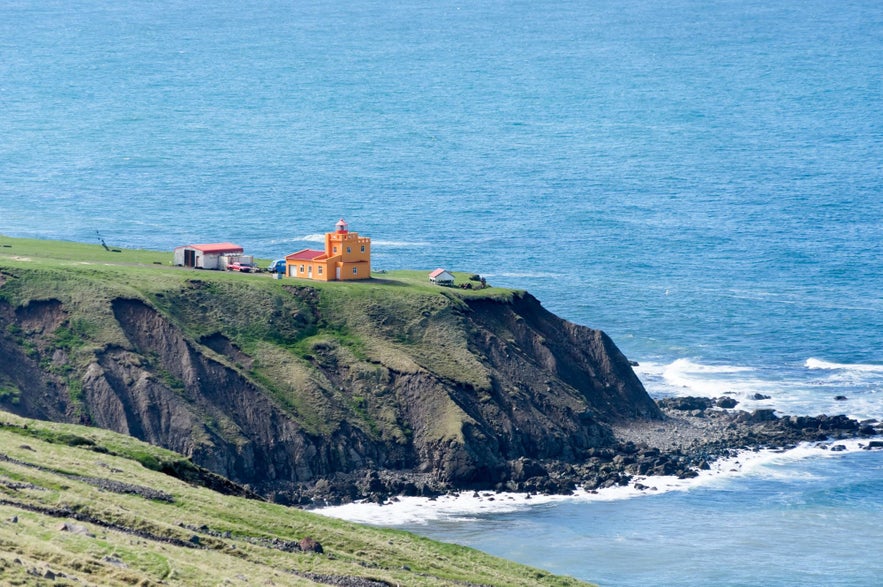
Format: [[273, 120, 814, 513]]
[[285, 219, 371, 281]]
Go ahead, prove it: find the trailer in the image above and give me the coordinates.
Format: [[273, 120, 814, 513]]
[[174, 243, 244, 270]]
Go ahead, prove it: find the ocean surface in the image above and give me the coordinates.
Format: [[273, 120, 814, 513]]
[[1, 0, 881, 584]]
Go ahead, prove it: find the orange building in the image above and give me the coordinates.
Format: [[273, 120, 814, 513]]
[[285, 219, 371, 281]]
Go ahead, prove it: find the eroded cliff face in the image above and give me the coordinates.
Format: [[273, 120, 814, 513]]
[[0, 278, 659, 501]]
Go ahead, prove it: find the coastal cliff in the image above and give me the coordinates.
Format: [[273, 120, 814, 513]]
[[0, 239, 660, 503]]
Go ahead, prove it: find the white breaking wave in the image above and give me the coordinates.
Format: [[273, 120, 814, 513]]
[[635, 358, 883, 422], [315, 440, 879, 526], [371, 239, 430, 247], [805, 358, 883, 372], [664, 358, 754, 375], [292, 234, 429, 247], [484, 271, 567, 279], [263, 236, 310, 246], [634, 358, 759, 397]]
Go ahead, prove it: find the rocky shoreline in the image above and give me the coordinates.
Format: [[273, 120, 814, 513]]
[[292, 397, 883, 507]]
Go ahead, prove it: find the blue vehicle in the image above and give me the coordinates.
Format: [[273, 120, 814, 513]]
[[267, 259, 287, 274]]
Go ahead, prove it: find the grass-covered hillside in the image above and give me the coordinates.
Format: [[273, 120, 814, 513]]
[[0, 410, 591, 586], [0, 235, 657, 504]]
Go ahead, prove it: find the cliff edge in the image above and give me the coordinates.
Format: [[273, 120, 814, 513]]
[[0, 241, 661, 503]]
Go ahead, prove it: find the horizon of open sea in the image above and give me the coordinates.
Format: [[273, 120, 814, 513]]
[[1, 0, 881, 584]]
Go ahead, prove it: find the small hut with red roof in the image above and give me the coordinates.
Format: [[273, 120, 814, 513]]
[[174, 242, 244, 269]]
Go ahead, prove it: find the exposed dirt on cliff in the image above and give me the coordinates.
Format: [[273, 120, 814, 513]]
[[0, 299, 70, 421], [14, 298, 67, 337], [198, 332, 254, 370]]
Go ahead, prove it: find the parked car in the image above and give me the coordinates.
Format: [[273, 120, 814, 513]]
[[267, 259, 287, 274], [227, 262, 255, 272]]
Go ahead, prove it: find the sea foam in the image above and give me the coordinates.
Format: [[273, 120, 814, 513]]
[[805, 358, 883, 372], [635, 358, 883, 421], [316, 440, 878, 526], [292, 234, 429, 248]]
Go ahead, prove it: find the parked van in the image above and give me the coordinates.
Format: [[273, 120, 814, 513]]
[[267, 259, 287, 274]]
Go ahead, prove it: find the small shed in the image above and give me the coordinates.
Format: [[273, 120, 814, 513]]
[[174, 242, 244, 269], [429, 268, 455, 286]]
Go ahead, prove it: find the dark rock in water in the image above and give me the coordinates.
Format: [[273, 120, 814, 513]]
[[716, 397, 738, 409], [830, 444, 847, 452], [866, 440, 883, 450], [752, 393, 771, 400], [658, 396, 714, 411], [834, 395, 848, 401], [628, 360, 639, 367], [740, 409, 777, 423], [509, 457, 546, 482], [818, 414, 859, 431]]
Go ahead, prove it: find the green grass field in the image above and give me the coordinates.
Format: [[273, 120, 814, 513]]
[[0, 234, 514, 296]]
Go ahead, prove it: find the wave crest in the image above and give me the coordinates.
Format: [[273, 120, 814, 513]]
[[664, 358, 754, 375], [293, 235, 428, 247], [371, 239, 429, 247], [805, 358, 883, 372]]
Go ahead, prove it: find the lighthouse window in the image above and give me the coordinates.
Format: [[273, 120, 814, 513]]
[[353, 267, 358, 275], [360, 245, 365, 252], [347, 247, 352, 253]]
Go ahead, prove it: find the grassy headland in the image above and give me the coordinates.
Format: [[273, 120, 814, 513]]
[[0, 233, 674, 587], [0, 235, 520, 444]]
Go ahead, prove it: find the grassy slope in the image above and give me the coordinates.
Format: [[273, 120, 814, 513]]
[[0, 410, 590, 586]]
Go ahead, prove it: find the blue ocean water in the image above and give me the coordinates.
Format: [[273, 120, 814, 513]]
[[396, 448, 883, 587], [1, 0, 881, 584]]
